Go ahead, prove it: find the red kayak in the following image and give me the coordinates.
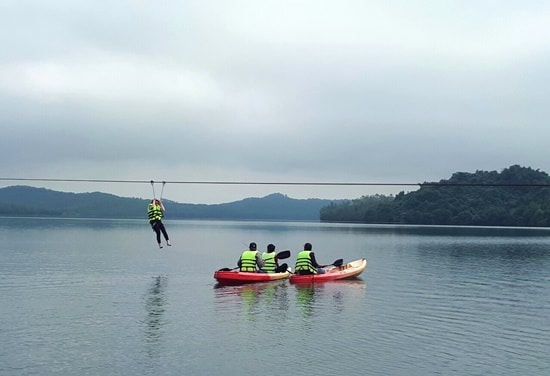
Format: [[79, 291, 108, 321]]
[[215, 250, 292, 285], [214, 269, 291, 285], [289, 258, 367, 284]]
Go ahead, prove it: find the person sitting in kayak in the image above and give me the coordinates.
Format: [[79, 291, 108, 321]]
[[295, 243, 326, 275], [260, 243, 288, 273], [237, 242, 265, 272]]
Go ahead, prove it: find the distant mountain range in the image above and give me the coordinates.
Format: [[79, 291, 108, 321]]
[[5, 165, 547, 226], [0, 185, 341, 221]]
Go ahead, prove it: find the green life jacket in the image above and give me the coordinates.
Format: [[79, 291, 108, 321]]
[[295, 250, 317, 274], [240, 250, 258, 272], [261, 252, 276, 273], [148, 203, 163, 223]]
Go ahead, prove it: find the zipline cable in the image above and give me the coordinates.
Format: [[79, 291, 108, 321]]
[[1, 177, 550, 187]]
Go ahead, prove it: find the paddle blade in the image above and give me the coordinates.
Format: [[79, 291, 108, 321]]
[[332, 259, 344, 267], [276, 250, 291, 260]]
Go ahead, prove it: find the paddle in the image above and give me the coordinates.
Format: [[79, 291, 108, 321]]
[[320, 258, 344, 268], [290, 258, 343, 275], [217, 250, 291, 271], [274, 250, 291, 260]]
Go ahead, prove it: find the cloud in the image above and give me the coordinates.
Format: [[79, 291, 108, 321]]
[[0, 52, 223, 109], [1, 0, 549, 203]]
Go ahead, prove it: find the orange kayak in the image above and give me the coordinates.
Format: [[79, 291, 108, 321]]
[[289, 258, 367, 284]]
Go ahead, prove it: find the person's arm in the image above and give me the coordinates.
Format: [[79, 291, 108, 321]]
[[159, 200, 166, 211], [310, 252, 321, 268], [256, 252, 265, 268], [237, 257, 242, 268]]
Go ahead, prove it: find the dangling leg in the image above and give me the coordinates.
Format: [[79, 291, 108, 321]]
[[152, 222, 163, 248], [158, 222, 171, 246]]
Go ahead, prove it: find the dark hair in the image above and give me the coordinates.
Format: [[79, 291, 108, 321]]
[[304, 242, 312, 251], [267, 244, 275, 252], [249, 242, 257, 250]]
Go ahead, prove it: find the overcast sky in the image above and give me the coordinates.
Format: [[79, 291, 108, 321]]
[[1, 1, 549, 204]]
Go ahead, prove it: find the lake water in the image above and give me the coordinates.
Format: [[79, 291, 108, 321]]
[[1, 217, 549, 375]]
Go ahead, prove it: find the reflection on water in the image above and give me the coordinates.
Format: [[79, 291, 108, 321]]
[[0, 216, 144, 231], [214, 281, 290, 323], [143, 275, 168, 358], [294, 278, 367, 319], [237, 284, 263, 319], [213, 277, 367, 335], [295, 284, 317, 318]]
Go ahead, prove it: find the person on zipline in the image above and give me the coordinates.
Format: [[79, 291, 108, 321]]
[[148, 198, 171, 249]]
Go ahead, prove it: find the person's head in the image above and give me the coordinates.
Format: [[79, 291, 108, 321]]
[[304, 242, 312, 251], [267, 244, 275, 253], [249, 242, 257, 251]]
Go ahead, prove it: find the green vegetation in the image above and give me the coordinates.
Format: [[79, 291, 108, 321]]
[[3, 165, 549, 226], [320, 165, 550, 227], [0, 188, 336, 221]]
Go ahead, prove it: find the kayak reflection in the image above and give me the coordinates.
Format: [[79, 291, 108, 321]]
[[214, 280, 290, 322], [294, 278, 366, 319]]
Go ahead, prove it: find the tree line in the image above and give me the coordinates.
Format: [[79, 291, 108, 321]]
[[3, 165, 549, 226], [320, 165, 550, 227]]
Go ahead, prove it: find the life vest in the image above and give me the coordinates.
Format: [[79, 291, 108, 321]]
[[295, 250, 317, 274], [261, 252, 276, 273], [148, 203, 163, 223], [240, 250, 258, 272]]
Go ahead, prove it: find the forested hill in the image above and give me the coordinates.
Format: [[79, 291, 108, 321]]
[[0, 186, 337, 221], [320, 165, 550, 227], [4, 165, 549, 226]]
